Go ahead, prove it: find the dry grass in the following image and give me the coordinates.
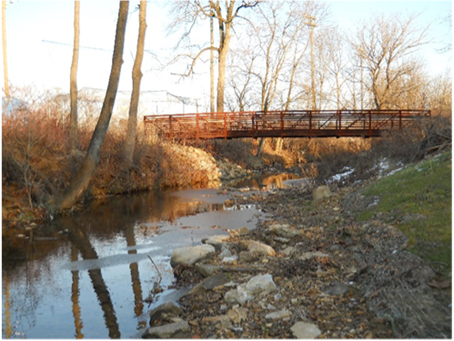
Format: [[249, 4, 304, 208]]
[[2, 89, 220, 218]]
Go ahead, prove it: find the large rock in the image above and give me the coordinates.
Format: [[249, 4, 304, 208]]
[[224, 274, 277, 304], [149, 302, 182, 325], [244, 240, 276, 256], [269, 224, 302, 238], [185, 273, 231, 296], [143, 320, 191, 339], [170, 244, 215, 267], [195, 263, 221, 277], [313, 185, 331, 201], [290, 322, 322, 339], [202, 235, 230, 248]]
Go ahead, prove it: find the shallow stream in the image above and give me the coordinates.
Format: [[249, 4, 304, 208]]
[[2, 173, 301, 339]]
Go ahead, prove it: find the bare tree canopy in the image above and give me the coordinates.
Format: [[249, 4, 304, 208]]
[[351, 13, 431, 109], [168, 0, 259, 112]]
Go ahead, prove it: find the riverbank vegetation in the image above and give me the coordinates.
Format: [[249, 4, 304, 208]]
[[2, 89, 450, 225]]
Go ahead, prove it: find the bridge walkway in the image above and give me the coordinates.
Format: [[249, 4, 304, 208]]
[[144, 109, 430, 140]]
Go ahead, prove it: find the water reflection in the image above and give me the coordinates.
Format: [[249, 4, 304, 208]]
[[2, 186, 270, 338], [226, 172, 301, 190], [65, 219, 121, 338], [71, 245, 84, 339]]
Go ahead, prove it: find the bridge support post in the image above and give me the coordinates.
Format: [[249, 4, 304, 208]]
[[169, 115, 172, 139], [309, 111, 312, 138], [196, 114, 199, 140], [280, 111, 284, 137], [338, 110, 342, 138]]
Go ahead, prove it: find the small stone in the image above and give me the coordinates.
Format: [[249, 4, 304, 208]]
[[227, 307, 248, 324], [313, 185, 332, 201], [239, 251, 256, 263], [186, 273, 231, 296], [265, 309, 292, 320], [299, 251, 329, 261], [143, 321, 190, 339], [325, 281, 350, 296], [237, 227, 249, 236], [195, 263, 221, 278], [291, 322, 322, 339]]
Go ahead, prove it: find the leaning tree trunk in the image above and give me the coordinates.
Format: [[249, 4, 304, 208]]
[[69, 0, 80, 153], [122, 0, 146, 166], [52, 1, 129, 211]]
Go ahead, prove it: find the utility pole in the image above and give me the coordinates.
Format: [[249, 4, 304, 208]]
[[304, 14, 316, 110], [210, 8, 215, 113], [2, 0, 10, 98]]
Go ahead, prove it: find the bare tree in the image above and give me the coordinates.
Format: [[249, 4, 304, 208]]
[[351, 13, 431, 109], [69, 1, 80, 153], [169, 1, 258, 112], [226, 44, 256, 111], [52, 1, 129, 212], [2, 0, 10, 98], [122, 1, 147, 167], [324, 26, 349, 109]]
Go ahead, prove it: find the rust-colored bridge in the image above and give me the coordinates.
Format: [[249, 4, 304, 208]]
[[144, 109, 430, 140]]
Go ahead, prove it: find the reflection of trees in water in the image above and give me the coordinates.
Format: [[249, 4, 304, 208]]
[[2, 274, 12, 338], [2, 239, 62, 339], [124, 223, 145, 330], [73, 192, 227, 236], [71, 245, 84, 339], [233, 173, 300, 190], [65, 220, 121, 339]]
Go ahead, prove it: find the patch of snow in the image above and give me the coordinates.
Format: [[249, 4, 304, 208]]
[[388, 167, 403, 176], [328, 166, 355, 183]]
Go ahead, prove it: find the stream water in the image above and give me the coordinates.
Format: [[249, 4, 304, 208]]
[[2, 173, 301, 339]]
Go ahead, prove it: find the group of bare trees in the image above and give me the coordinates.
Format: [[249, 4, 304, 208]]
[[169, 1, 450, 115], [56, 1, 149, 210], [3, 1, 451, 212]]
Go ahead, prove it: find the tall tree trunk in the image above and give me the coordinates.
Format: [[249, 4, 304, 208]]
[[52, 1, 129, 211], [69, 1, 80, 153], [122, 0, 146, 167], [216, 19, 232, 113], [2, 1, 10, 98]]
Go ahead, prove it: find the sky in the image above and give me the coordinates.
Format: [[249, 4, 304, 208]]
[[3, 0, 452, 103]]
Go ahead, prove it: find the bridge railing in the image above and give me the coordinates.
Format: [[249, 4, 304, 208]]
[[144, 109, 430, 140]]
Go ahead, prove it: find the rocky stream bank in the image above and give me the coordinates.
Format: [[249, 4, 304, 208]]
[[143, 180, 451, 339]]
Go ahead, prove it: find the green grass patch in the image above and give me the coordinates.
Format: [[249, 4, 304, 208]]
[[357, 150, 452, 275]]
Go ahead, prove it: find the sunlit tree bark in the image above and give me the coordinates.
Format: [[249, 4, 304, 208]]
[[69, 1, 80, 153], [52, 1, 129, 211], [122, 1, 147, 166]]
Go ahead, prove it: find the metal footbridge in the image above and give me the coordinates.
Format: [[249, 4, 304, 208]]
[[144, 109, 430, 140]]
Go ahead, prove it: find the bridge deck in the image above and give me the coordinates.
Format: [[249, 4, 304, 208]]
[[144, 109, 430, 140]]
